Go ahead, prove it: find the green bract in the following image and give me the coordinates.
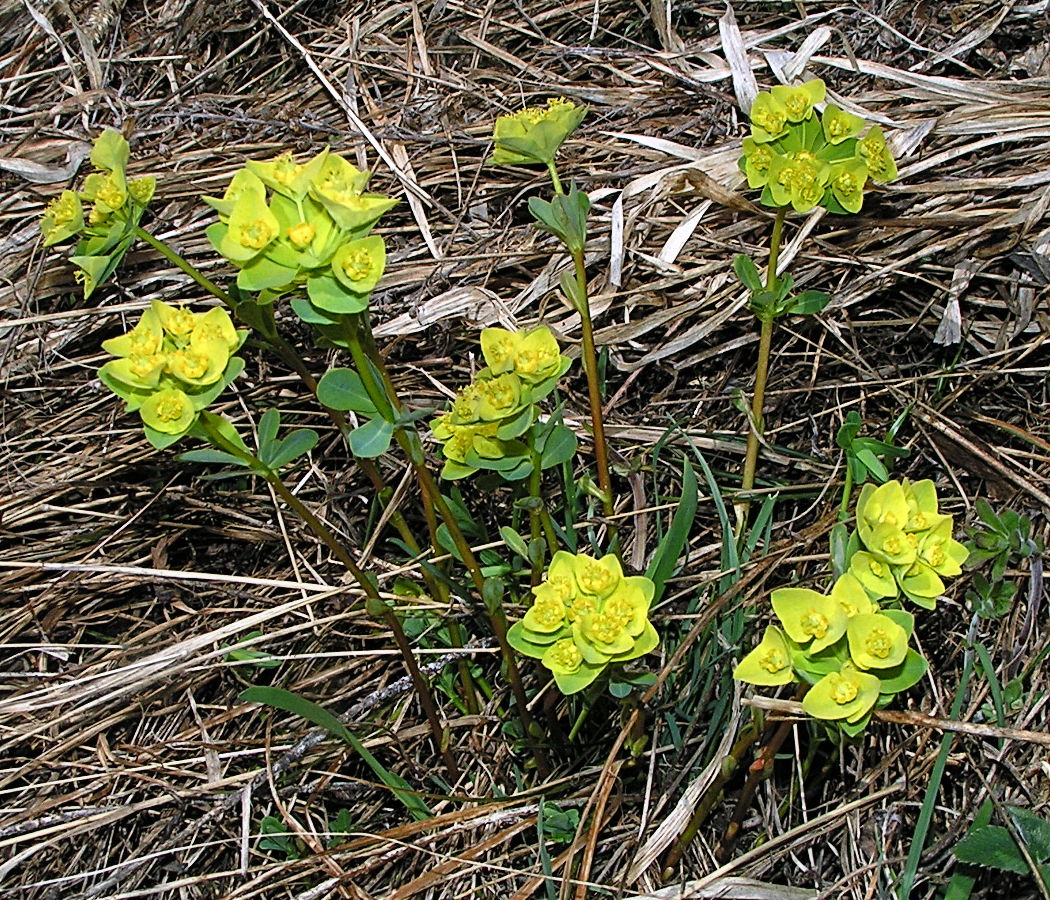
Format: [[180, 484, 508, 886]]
[[822, 104, 865, 145], [490, 98, 587, 166], [847, 613, 908, 670], [733, 626, 794, 686], [770, 587, 847, 654], [738, 77, 898, 216], [99, 301, 247, 448], [771, 79, 825, 123], [508, 550, 658, 694], [802, 665, 880, 723], [41, 191, 84, 247]]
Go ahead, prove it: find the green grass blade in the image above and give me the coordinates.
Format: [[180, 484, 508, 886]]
[[646, 458, 697, 599], [240, 686, 431, 820], [897, 619, 976, 898]]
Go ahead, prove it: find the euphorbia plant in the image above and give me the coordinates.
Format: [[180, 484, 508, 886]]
[[735, 479, 969, 735], [733, 78, 899, 529]]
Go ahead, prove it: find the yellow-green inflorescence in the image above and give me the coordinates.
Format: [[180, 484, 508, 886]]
[[203, 148, 396, 316], [39, 129, 156, 297], [489, 98, 587, 167], [735, 478, 968, 732], [739, 77, 897, 215], [508, 550, 659, 694], [431, 325, 572, 480], [98, 301, 247, 445]]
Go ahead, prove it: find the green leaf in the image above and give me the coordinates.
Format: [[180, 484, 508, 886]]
[[349, 417, 393, 458], [836, 411, 863, 449], [224, 632, 282, 669], [257, 408, 281, 463], [946, 799, 996, 900], [307, 274, 369, 315], [240, 686, 431, 820], [856, 446, 889, 482], [268, 430, 318, 469], [499, 526, 530, 560], [90, 129, 130, 172], [538, 424, 578, 469], [289, 295, 340, 326], [876, 649, 928, 694], [732, 254, 763, 293], [1008, 806, 1050, 864], [528, 187, 589, 253], [144, 424, 185, 450], [178, 448, 251, 467], [788, 290, 831, 315], [317, 367, 378, 416], [954, 825, 1029, 874], [829, 522, 851, 578], [187, 356, 247, 412], [560, 269, 583, 307], [237, 255, 297, 293], [495, 403, 535, 441], [645, 458, 697, 600]]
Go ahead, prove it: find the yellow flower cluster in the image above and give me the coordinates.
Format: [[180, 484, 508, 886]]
[[740, 78, 897, 214], [735, 479, 968, 732], [99, 301, 246, 442], [507, 551, 659, 694], [204, 149, 395, 316], [431, 326, 570, 480], [40, 129, 156, 296]]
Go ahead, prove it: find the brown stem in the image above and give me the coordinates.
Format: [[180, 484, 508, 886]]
[[572, 249, 615, 533], [266, 477, 460, 781], [661, 717, 763, 877], [714, 716, 795, 863], [198, 415, 458, 779], [350, 317, 549, 774]]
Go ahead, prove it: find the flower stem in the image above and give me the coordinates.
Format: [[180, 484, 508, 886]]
[[572, 248, 616, 532], [527, 441, 546, 587], [346, 315, 550, 775], [737, 206, 787, 536], [134, 226, 230, 304], [839, 460, 854, 521], [547, 162, 564, 196], [197, 415, 459, 780]]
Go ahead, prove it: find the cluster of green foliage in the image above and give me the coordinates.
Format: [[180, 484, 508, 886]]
[[742, 78, 897, 214], [204, 149, 395, 321], [98, 300, 247, 448]]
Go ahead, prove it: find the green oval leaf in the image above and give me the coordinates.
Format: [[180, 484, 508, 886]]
[[317, 368, 377, 415], [349, 417, 393, 458]]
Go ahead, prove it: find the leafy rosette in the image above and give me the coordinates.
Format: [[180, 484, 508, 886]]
[[203, 149, 396, 320], [99, 301, 247, 449], [738, 77, 898, 216], [41, 129, 156, 297], [432, 325, 574, 481], [489, 98, 587, 167], [508, 551, 659, 694]]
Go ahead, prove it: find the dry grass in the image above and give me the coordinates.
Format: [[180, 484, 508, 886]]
[[3, 0, 1050, 897]]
